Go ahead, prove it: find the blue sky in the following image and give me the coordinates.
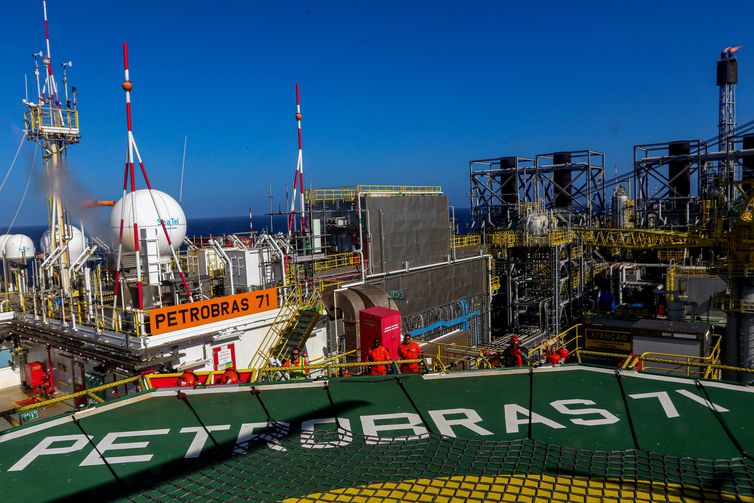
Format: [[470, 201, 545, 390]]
[[0, 0, 753, 226]]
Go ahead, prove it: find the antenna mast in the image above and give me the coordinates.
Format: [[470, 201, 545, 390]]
[[112, 42, 194, 312], [288, 83, 306, 235], [24, 0, 80, 296]]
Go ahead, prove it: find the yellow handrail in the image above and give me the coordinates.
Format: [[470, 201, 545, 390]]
[[313, 252, 361, 273], [638, 334, 723, 379], [528, 324, 583, 363], [14, 375, 141, 413], [452, 234, 481, 248], [306, 185, 442, 203]]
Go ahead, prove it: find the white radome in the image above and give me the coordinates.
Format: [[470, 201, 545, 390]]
[[109, 189, 187, 255], [0, 235, 11, 253], [41, 225, 86, 259], [3, 234, 35, 262]]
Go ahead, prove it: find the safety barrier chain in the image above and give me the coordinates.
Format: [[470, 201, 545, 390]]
[[13, 375, 141, 413], [260, 359, 424, 373]]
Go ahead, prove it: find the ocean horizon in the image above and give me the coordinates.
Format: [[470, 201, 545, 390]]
[[3, 208, 473, 246]]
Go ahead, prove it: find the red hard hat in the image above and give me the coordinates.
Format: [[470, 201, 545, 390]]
[[511, 336, 521, 344]]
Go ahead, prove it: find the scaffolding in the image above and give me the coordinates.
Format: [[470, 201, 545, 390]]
[[469, 156, 535, 229], [534, 150, 606, 226]]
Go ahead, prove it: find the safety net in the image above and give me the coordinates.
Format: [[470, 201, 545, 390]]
[[128, 426, 754, 502]]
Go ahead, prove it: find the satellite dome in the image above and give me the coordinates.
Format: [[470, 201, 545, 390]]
[[109, 189, 187, 255], [41, 225, 86, 259], [0, 235, 11, 253], [3, 234, 35, 263]]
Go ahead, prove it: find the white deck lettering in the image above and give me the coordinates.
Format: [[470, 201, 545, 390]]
[[9, 434, 90, 471], [550, 399, 620, 426], [179, 425, 231, 458], [361, 413, 429, 444], [79, 429, 169, 466], [428, 408, 494, 437], [504, 404, 565, 433]]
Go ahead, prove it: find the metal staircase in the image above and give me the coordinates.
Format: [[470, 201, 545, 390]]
[[248, 284, 322, 369]]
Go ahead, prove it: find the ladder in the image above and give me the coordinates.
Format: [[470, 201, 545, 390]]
[[248, 284, 322, 369]]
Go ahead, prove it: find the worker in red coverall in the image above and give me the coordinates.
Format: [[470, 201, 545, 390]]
[[398, 334, 422, 374], [557, 346, 570, 363], [367, 338, 391, 376], [503, 336, 527, 367], [545, 350, 561, 365]]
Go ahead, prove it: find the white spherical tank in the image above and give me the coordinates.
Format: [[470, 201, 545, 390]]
[[3, 234, 35, 263], [0, 235, 11, 254], [109, 189, 187, 255], [41, 226, 86, 259]]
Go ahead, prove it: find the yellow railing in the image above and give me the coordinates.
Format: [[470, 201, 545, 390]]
[[308, 349, 358, 366], [525, 229, 573, 246], [453, 234, 481, 248], [490, 266, 501, 292], [247, 284, 303, 369], [0, 375, 143, 429], [313, 252, 361, 273], [529, 324, 583, 364], [713, 293, 754, 314], [418, 340, 491, 372], [658, 249, 687, 261], [24, 106, 79, 135], [488, 229, 574, 248], [704, 335, 722, 379], [14, 376, 141, 413], [0, 292, 22, 313], [4, 291, 151, 337], [258, 359, 425, 379], [306, 185, 442, 203], [247, 284, 322, 368], [638, 334, 723, 379], [666, 265, 676, 301], [574, 227, 711, 249], [489, 230, 519, 248]]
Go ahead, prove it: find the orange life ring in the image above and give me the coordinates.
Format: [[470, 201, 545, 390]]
[[222, 369, 240, 384], [177, 371, 197, 387]]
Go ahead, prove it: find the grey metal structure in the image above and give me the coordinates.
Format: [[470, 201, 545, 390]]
[[469, 151, 605, 229], [468, 149, 604, 342], [534, 150, 606, 225], [633, 140, 708, 229], [469, 156, 535, 229], [719, 48, 738, 202], [364, 195, 451, 274], [310, 186, 492, 356]]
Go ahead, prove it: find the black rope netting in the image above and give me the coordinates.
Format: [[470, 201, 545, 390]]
[[108, 421, 754, 502]]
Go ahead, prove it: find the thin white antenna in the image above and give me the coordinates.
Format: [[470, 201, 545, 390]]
[[32, 52, 42, 100], [24, 74, 28, 101], [179, 136, 187, 203]]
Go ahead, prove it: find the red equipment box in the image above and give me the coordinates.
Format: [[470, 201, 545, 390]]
[[24, 361, 46, 388], [359, 306, 402, 361]]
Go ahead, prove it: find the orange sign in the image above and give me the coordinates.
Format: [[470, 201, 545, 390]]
[[149, 289, 278, 335]]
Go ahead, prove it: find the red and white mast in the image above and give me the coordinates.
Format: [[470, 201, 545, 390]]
[[41, 0, 59, 103], [288, 83, 306, 235], [112, 42, 193, 312]]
